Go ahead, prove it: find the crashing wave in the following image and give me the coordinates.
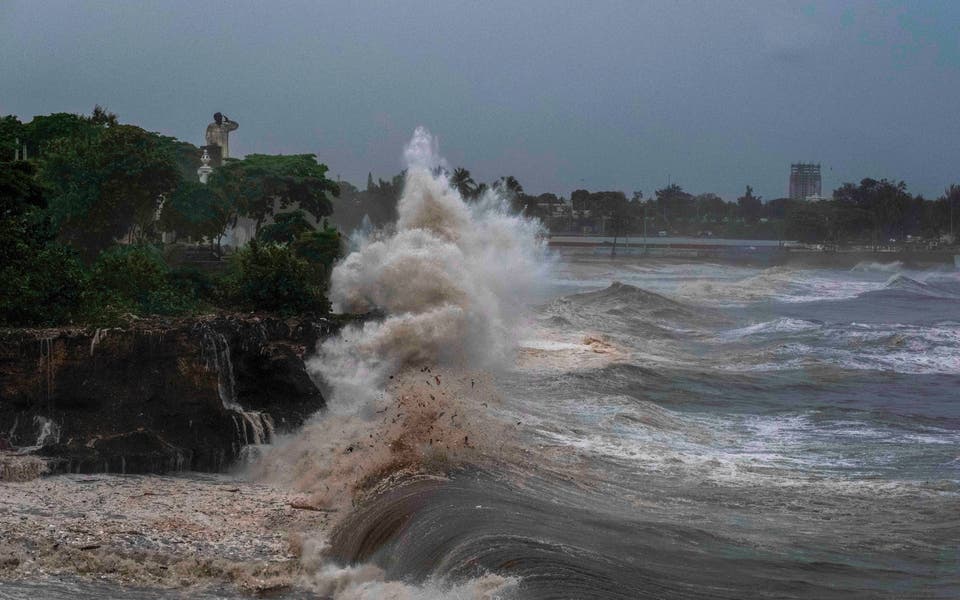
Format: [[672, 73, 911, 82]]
[[544, 281, 719, 333], [313, 126, 548, 408], [252, 128, 548, 595], [850, 261, 903, 273], [878, 274, 958, 299]]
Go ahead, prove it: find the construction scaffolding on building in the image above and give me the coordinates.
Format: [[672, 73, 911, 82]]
[[789, 163, 822, 201]]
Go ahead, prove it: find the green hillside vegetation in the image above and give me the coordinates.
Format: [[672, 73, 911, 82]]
[[0, 107, 341, 326]]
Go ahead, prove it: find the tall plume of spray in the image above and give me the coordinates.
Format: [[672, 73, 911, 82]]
[[254, 128, 545, 597], [311, 126, 548, 410]]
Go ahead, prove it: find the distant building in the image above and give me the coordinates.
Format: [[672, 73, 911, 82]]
[[789, 163, 821, 201]]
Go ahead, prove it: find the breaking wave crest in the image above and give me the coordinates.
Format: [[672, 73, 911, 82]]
[[253, 127, 548, 597], [542, 281, 719, 332], [674, 266, 873, 305], [315, 126, 547, 408], [874, 273, 959, 300], [850, 260, 904, 273]]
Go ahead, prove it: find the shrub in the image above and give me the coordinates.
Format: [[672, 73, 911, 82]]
[[0, 242, 86, 326], [86, 244, 169, 303], [225, 240, 329, 314], [81, 243, 198, 322], [293, 226, 342, 283], [168, 266, 219, 304]]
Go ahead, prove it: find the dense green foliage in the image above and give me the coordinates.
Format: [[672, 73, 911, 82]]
[[159, 180, 232, 244], [224, 240, 329, 314], [449, 171, 958, 242], [0, 161, 86, 325], [2, 105, 957, 327], [0, 108, 343, 326], [82, 244, 196, 322], [41, 123, 181, 258], [258, 210, 314, 244], [210, 153, 339, 229], [0, 239, 86, 326], [293, 224, 343, 280]]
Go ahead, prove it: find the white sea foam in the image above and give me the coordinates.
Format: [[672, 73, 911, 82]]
[[721, 317, 822, 340], [257, 128, 548, 594], [851, 261, 904, 273], [299, 539, 517, 600], [718, 319, 960, 374], [311, 126, 548, 410], [675, 267, 880, 306]]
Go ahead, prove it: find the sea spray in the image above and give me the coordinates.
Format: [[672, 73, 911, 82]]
[[313, 126, 548, 409], [251, 128, 545, 596], [298, 536, 517, 600]]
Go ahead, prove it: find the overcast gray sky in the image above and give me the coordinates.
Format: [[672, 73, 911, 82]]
[[2, 1, 958, 200]]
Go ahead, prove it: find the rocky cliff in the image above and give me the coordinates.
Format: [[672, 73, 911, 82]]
[[0, 315, 337, 475]]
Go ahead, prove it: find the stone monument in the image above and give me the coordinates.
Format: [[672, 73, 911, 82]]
[[196, 147, 213, 184], [203, 112, 238, 167]]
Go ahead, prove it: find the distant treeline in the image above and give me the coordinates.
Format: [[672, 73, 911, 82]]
[[3, 107, 957, 325], [337, 163, 959, 244]]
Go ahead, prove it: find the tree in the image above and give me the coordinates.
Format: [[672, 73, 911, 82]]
[[764, 198, 796, 220], [293, 223, 343, 281], [22, 111, 103, 157], [156, 135, 201, 180], [225, 240, 328, 313], [40, 124, 180, 259], [159, 180, 233, 247], [493, 176, 524, 210], [450, 167, 477, 199], [939, 185, 960, 240], [0, 161, 85, 325], [210, 154, 339, 231], [785, 201, 830, 243], [737, 185, 763, 223], [833, 178, 914, 245], [258, 210, 314, 244], [695, 193, 727, 223], [0, 160, 45, 217], [603, 191, 630, 242], [654, 184, 694, 225], [0, 115, 24, 162]]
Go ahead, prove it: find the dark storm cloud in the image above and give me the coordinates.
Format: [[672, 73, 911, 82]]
[[2, 0, 958, 200]]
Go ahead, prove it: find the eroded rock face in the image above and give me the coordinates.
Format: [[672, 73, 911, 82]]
[[0, 315, 336, 474]]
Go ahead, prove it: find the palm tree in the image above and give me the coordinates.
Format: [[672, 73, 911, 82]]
[[494, 176, 525, 211], [450, 167, 476, 199], [497, 175, 524, 197], [944, 184, 960, 240]]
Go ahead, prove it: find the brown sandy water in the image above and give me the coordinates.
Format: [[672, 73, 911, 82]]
[[0, 473, 327, 595]]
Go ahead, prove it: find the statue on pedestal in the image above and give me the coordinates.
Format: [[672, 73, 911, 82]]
[[203, 112, 238, 166]]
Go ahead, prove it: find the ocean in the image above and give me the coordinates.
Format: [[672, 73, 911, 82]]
[[316, 256, 960, 599], [3, 130, 958, 599]]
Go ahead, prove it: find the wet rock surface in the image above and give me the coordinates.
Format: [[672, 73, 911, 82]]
[[0, 315, 338, 474]]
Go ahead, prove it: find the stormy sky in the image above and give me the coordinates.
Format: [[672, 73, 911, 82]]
[[2, 1, 958, 201]]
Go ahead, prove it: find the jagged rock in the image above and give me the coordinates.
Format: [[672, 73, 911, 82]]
[[0, 315, 341, 474], [0, 453, 47, 481]]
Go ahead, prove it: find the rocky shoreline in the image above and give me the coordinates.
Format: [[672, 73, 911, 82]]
[[0, 314, 342, 477], [0, 472, 330, 594]]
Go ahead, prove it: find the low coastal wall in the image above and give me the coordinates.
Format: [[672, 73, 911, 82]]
[[0, 315, 339, 476], [549, 236, 957, 268]]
